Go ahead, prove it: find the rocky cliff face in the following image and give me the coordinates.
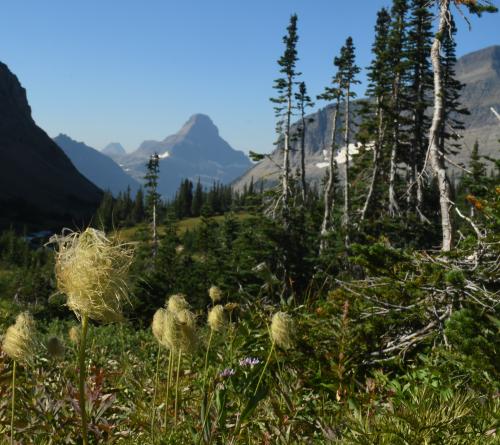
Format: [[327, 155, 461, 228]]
[[0, 62, 102, 229], [102, 142, 126, 160], [234, 46, 500, 191], [120, 114, 252, 197]]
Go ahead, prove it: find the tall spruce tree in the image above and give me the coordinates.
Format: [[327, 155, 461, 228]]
[[144, 153, 161, 257], [406, 0, 434, 221], [191, 179, 203, 217], [295, 81, 314, 203], [132, 188, 145, 224], [387, 0, 410, 217], [360, 8, 392, 222], [318, 67, 343, 253], [270, 14, 300, 228], [335, 37, 360, 245]]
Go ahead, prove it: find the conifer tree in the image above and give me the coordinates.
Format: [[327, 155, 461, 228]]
[[360, 8, 392, 221], [335, 37, 360, 244], [132, 188, 145, 224], [191, 179, 203, 217], [406, 0, 433, 220], [318, 62, 343, 252], [270, 14, 300, 228], [144, 153, 161, 257], [295, 81, 314, 203], [387, 0, 409, 217]]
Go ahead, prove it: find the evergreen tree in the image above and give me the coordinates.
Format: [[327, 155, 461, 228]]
[[95, 191, 114, 231], [360, 8, 392, 222], [387, 0, 410, 217], [406, 0, 434, 220], [270, 14, 300, 228], [191, 179, 203, 217], [144, 153, 161, 257], [335, 36, 360, 245], [295, 81, 314, 203], [132, 188, 145, 224]]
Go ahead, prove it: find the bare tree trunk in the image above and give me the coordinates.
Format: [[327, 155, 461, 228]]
[[429, 0, 453, 251], [319, 103, 340, 253], [282, 75, 293, 229], [361, 102, 385, 222], [342, 85, 351, 246], [388, 73, 401, 217], [300, 112, 307, 203], [152, 202, 158, 257]]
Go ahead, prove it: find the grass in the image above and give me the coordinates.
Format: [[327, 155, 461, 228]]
[[116, 212, 251, 242]]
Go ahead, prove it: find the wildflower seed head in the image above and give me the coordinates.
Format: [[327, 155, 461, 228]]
[[177, 309, 197, 354], [2, 312, 36, 364], [52, 228, 133, 323], [68, 326, 80, 344], [152, 308, 167, 345], [209, 286, 222, 304], [166, 294, 190, 314], [271, 311, 294, 350], [207, 305, 226, 332], [47, 336, 65, 358]]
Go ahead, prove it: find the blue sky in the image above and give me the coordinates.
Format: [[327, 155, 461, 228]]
[[0, 1, 498, 154]]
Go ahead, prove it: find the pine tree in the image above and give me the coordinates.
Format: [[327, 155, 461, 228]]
[[295, 81, 314, 203], [270, 14, 300, 228], [132, 188, 145, 224], [335, 36, 360, 245], [191, 179, 203, 217], [317, 58, 343, 252], [462, 140, 488, 217], [387, 0, 409, 217], [144, 153, 161, 257], [406, 0, 434, 221], [360, 8, 392, 221]]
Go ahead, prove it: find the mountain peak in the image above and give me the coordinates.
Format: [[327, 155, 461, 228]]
[[176, 113, 219, 139], [456, 45, 500, 83], [102, 142, 126, 157]]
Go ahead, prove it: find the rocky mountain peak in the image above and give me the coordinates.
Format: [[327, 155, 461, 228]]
[[175, 113, 220, 141], [102, 142, 126, 157], [456, 45, 500, 83], [0, 62, 33, 126]]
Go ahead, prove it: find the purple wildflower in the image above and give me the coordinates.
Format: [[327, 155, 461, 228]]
[[219, 368, 235, 378], [239, 357, 261, 368]]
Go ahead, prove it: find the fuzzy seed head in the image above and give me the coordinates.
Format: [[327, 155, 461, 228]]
[[209, 286, 222, 304], [2, 312, 36, 364], [208, 305, 226, 332], [152, 308, 167, 345], [52, 228, 133, 323], [68, 326, 80, 344], [47, 336, 65, 358], [271, 311, 294, 350], [166, 294, 190, 314]]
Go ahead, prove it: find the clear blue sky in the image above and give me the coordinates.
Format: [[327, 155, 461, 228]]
[[0, 1, 498, 154]]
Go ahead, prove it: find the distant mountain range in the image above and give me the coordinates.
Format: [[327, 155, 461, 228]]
[[109, 114, 252, 198], [234, 45, 500, 191], [54, 134, 140, 196], [0, 62, 102, 229]]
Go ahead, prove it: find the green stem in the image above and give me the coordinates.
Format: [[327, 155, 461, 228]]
[[10, 360, 16, 445], [174, 349, 182, 425], [203, 329, 213, 387], [151, 344, 161, 439], [164, 348, 173, 430], [78, 315, 89, 445], [254, 341, 274, 396]]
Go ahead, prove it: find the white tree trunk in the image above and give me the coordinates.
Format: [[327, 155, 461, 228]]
[[282, 75, 293, 228], [428, 0, 453, 251], [319, 103, 340, 253], [342, 85, 351, 247], [389, 73, 401, 217], [361, 102, 384, 221]]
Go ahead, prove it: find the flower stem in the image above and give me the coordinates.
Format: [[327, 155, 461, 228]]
[[174, 349, 182, 425], [151, 344, 161, 439], [254, 341, 274, 396], [78, 315, 89, 445], [164, 348, 173, 430], [203, 329, 213, 387], [10, 360, 16, 445]]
